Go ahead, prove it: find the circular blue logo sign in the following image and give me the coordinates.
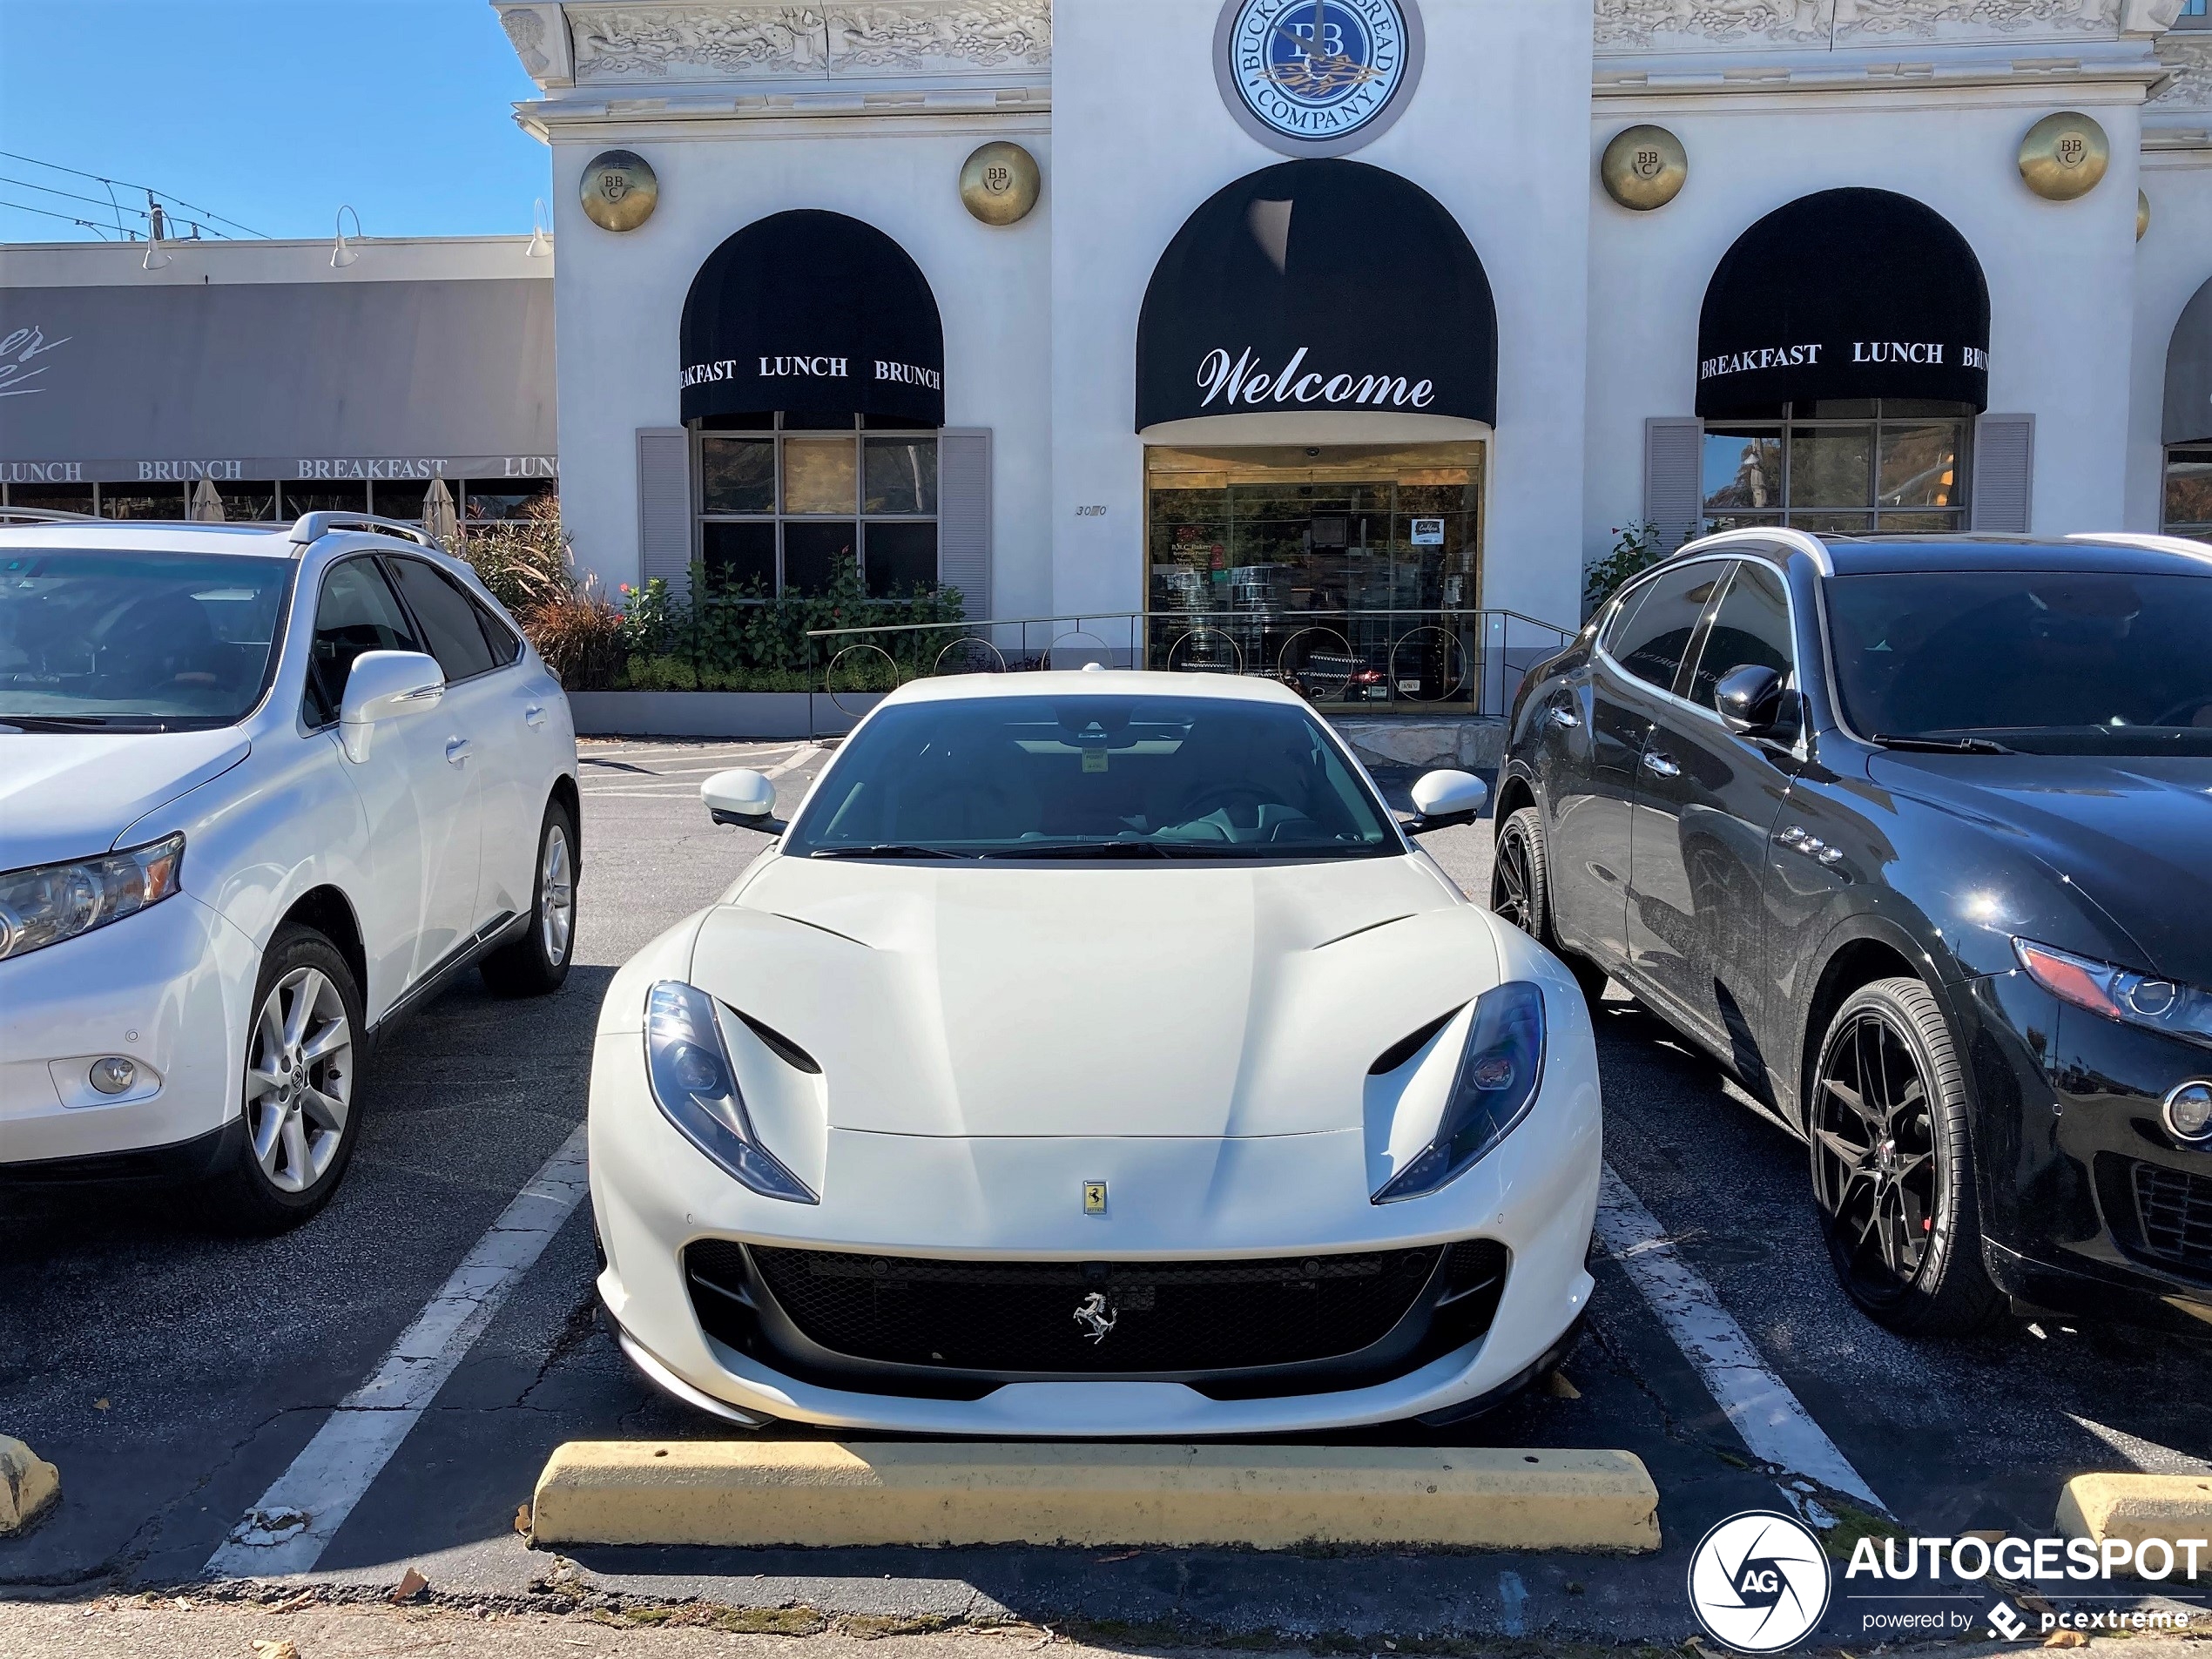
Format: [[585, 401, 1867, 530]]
[[1217, 0, 1423, 158]]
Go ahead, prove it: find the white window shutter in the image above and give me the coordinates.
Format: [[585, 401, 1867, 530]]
[[936, 428, 992, 619], [1972, 414, 2034, 534], [636, 427, 692, 593], [1644, 416, 1704, 552]]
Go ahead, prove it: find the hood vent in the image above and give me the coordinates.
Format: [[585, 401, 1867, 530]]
[[1368, 1007, 1462, 1076], [737, 1011, 822, 1076]]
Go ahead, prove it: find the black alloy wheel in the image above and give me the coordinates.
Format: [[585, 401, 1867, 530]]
[[1490, 807, 1547, 938], [1488, 806, 1608, 1001], [1808, 977, 2004, 1337]]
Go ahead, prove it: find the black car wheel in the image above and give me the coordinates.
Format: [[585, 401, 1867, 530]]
[[1489, 806, 1608, 1001], [1808, 977, 2005, 1337]]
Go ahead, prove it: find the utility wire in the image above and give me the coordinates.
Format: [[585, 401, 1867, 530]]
[[0, 149, 268, 239], [0, 195, 124, 238]]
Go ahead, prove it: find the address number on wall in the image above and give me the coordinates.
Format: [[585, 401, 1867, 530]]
[[1075, 504, 1109, 517]]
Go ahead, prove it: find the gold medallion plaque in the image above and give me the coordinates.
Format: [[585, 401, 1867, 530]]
[[960, 142, 1041, 226], [2019, 112, 2108, 203], [1601, 125, 1688, 212], [580, 149, 658, 232]]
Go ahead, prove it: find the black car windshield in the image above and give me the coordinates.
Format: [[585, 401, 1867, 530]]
[[0, 549, 293, 729], [784, 693, 1402, 860], [1826, 569, 2212, 755]]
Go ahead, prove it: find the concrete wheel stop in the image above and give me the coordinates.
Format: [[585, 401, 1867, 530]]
[[526, 1440, 1662, 1552]]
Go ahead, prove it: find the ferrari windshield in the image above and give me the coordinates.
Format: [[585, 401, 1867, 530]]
[[785, 693, 1402, 860], [0, 549, 293, 730], [1826, 569, 2212, 755]]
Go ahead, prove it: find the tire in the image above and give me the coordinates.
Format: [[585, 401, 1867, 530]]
[[1807, 977, 2006, 1338], [482, 796, 578, 997], [1489, 805, 1609, 1001], [201, 924, 365, 1234]]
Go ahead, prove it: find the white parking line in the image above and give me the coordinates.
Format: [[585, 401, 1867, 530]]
[[205, 1123, 591, 1580], [1595, 1162, 1890, 1516]]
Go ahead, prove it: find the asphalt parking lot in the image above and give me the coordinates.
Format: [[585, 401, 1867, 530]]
[[4, 736, 2209, 1646]]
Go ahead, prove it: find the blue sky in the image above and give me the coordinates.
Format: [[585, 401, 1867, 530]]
[[0, 0, 550, 245]]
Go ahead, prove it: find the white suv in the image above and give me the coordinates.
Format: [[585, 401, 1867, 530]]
[[0, 511, 581, 1230]]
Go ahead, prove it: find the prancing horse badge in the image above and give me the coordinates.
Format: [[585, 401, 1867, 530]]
[[1082, 1180, 1108, 1216]]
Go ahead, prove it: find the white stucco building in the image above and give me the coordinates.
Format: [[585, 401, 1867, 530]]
[[488, 0, 2212, 700]]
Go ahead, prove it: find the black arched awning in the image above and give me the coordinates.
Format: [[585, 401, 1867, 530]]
[[1696, 188, 1990, 417], [1136, 159, 1496, 433], [679, 210, 943, 428], [2166, 276, 2212, 445]]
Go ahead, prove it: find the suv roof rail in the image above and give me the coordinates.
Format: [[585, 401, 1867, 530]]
[[287, 511, 445, 551], [0, 505, 101, 523], [1668, 525, 1835, 577], [2065, 531, 2212, 567]]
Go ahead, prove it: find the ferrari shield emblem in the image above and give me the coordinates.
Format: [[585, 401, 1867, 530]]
[[1082, 1180, 1108, 1216]]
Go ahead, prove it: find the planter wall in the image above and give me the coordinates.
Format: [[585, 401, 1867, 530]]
[[568, 689, 1504, 772]]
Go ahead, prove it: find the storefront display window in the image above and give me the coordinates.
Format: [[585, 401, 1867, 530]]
[[1143, 443, 1483, 705], [1703, 401, 1972, 536], [2165, 446, 2212, 536], [696, 417, 938, 598]]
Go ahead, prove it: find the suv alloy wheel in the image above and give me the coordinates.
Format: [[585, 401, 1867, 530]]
[[1807, 977, 2006, 1336]]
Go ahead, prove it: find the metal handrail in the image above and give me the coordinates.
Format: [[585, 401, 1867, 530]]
[[805, 610, 1140, 640]]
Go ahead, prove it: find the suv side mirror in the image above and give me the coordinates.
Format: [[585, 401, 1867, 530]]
[[338, 650, 444, 762], [1715, 664, 1789, 737], [702, 768, 778, 828], [1406, 769, 1488, 834]]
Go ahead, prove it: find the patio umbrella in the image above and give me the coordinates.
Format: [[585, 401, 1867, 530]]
[[422, 476, 460, 550], [188, 477, 225, 522]]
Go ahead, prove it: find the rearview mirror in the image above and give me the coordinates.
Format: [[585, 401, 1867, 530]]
[[702, 768, 778, 827], [338, 650, 443, 763], [1406, 769, 1488, 834], [1715, 664, 1789, 738]]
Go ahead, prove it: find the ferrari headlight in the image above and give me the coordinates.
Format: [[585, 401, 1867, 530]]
[[1372, 981, 1547, 1204], [644, 981, 816, 1203], [0, 833, 184, 963], [2014, 939, 2212, 1050]]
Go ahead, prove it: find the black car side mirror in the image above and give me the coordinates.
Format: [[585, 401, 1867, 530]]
[[1716, 664, 1790, 737]]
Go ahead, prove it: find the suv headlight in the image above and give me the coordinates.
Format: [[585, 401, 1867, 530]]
[[2014, 939, 2212, 1049], [1372, 981, 1547, 1204], [644, 981, 816, 1203], [0, 833, 185, 963]]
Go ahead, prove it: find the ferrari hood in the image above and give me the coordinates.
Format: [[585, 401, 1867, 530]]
[[685, 853, 1500, 1139]]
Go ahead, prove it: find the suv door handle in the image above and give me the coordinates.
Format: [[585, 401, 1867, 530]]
[[1548, 705, 1581, 730], [524, 704, 547, 729], [445, 737, 474, 765], [1641, 751, 1681, 779]]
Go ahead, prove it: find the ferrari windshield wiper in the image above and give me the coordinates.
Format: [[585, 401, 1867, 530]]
[[808, 843, 973, 860], [1869, 732, 2015, 756]]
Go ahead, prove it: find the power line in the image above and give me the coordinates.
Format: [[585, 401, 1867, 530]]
[[0, 149, 268, 239], [0, 196, 124, 239]]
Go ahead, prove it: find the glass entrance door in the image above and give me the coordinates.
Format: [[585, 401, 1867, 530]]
[[1143, 442, 1485, 707]]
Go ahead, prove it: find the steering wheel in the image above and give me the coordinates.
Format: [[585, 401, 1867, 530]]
[[1175, 783, 1275, 826], [2149, 692, 2212, 728]]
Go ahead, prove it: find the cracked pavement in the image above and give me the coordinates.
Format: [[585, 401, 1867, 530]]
[[3, 740, 2209, 1649]]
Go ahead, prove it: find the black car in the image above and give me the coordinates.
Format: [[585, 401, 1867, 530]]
[[1492, 529, 2212, 1337]]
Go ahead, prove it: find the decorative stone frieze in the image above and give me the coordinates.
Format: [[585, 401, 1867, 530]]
[[2151, 30, 2212, 111], [1594, 0, 2184, 51], [561, 2, 1049, 83]]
